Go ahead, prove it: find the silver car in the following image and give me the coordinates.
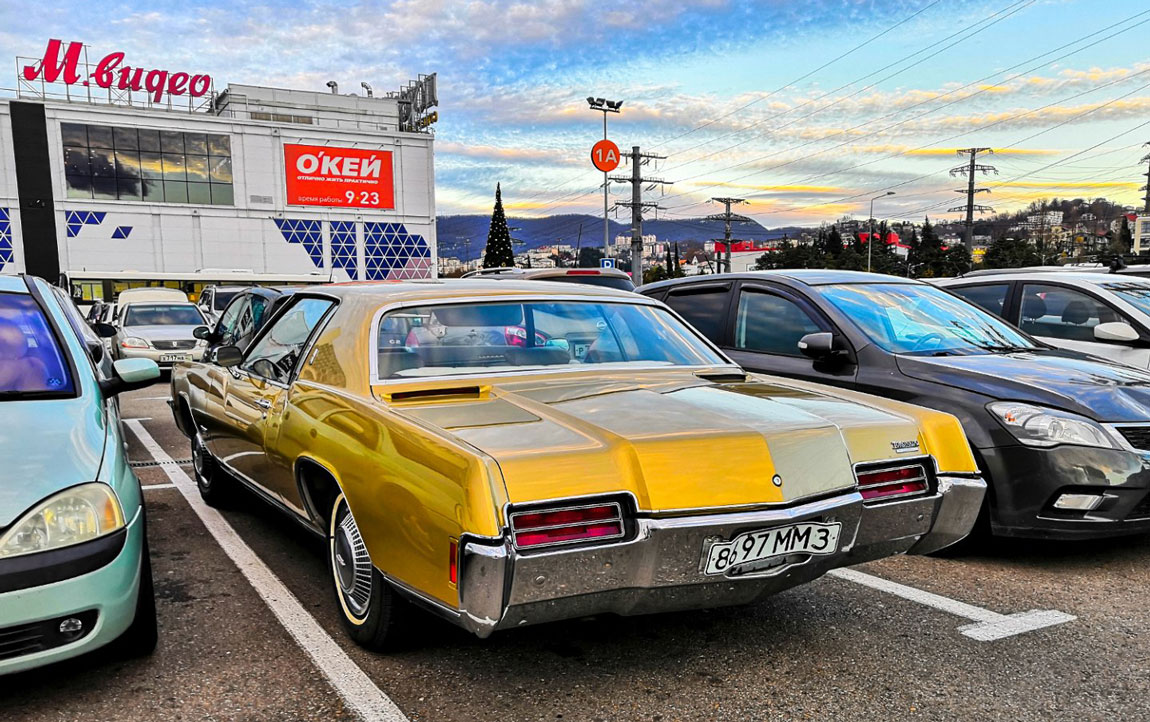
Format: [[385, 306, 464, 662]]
[[113, 302, 209, 368]]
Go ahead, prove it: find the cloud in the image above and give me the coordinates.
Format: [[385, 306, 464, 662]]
[[689, 181, 844, 194]]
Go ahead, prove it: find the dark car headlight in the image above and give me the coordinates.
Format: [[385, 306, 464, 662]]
[[0, 483, 126, 559], [987, 402, 1117, 450]]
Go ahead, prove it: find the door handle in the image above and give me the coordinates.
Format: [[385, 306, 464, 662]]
[[255, 398, 272, 410]]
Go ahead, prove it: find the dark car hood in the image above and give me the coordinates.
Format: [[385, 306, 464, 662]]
[[896, 350, 1150, 422]]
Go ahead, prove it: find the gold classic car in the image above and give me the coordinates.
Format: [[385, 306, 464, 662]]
[[170, 280, 986, 649]]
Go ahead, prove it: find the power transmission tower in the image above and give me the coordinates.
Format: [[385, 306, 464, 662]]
[[948, 148, 997, 252], [1140, 142, 1150, 214], [706, 198, 753, 273], [609, 146, 671, 283]]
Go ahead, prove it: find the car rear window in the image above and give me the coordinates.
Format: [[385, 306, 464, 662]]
[[376, 300, 724, 379], [0, 292, 76, 398], [123, 304, 206, 326]]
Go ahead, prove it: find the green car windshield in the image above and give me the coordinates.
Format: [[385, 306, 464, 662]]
[[815, 282, 1040, 356], [377, 300, 725, 378], [0, 292, 75, 398]]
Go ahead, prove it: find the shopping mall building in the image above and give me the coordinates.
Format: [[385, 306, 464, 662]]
[[0, 39, 438, 300]]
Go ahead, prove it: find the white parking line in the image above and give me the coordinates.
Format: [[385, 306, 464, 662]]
[[125, 420, 408, 722], [829, 567, 1076, 641], [140, 483, 177, 490]]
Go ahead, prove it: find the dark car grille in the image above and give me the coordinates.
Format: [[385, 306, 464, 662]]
[[152, 339, 196, 351], [0, 610, 98, 661], [1116, 426, 1150, 451]]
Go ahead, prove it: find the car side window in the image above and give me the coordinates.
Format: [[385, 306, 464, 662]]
[[664, 286, 731, 344], [242, 297, 335, 384], [1019, 284, 1122, 342], [949, 283, 1009, 318], [216, 296, 246, 345], [734, 289, 823, 356]]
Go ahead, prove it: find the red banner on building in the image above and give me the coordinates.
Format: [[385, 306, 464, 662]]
[[284, 144, 395, 210]]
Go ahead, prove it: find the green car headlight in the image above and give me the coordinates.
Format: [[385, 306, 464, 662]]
[[0, 483, 126, 559], [987, 401, 1116, 450]]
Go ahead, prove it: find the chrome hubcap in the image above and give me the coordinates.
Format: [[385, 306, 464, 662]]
[[334, 507, 372, 617]]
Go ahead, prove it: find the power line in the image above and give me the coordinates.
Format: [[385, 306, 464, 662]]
[[648, 0, 946, 150], [658, 9, 1150, 209], [660, 0, 1037, 170]]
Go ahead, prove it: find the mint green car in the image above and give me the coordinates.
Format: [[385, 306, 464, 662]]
[[0, 275, 160, 674]]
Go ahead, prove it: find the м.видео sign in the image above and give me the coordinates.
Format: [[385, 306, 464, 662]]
[[283, 144, 396, 210]]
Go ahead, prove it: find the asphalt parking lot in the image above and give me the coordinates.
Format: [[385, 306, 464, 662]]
[[4, 387, 1150, 721]]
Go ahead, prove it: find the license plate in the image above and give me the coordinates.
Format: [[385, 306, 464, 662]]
[[702, 521, 841, 576], [159, 353, 190, 363]]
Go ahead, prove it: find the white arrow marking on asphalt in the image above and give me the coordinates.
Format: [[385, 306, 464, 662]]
[[126, 419, 409, 722], [829, 567, 1076, 641]]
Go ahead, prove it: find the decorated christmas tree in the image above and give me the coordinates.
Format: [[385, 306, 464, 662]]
[[482, 183, 515, 268]]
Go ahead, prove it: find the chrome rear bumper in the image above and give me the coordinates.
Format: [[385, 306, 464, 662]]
[[452, 474, 985, 637]]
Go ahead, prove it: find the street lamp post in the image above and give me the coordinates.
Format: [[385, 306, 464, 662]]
[[587, 97, 623, 262], [868, 191, 896, 273]]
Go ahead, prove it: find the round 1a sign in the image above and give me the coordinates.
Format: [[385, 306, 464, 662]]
[[591, 139, 621, 173]]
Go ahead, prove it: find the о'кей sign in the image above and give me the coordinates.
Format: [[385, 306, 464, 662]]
[[284, 144, 395, 210]]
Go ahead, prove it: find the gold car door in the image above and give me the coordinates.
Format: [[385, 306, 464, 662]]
[[216, 296, 337, 510], [218, 370, 287, 499]]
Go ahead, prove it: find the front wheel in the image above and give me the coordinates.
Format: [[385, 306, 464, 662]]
[[329, 493, 407, 650], [114, 534, 158, 657]]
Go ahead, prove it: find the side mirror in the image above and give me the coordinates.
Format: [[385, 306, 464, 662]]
[[215, 345, 244, 368], [798, 332, 836, 359], [1094, 321, 1140, 344], [99, 358, 160, 397], [192, 325, 212, 340], [92, 321, 118, 338]]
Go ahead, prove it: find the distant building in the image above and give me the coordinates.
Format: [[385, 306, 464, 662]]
[[1133, 215, 1150, 254]]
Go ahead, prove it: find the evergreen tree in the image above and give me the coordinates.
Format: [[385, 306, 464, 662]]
[[578, 247, 604, 268], [1119, 216, 1134, 254], [826, 225, 844, 258], [482, 183, 515, 268], [982, 236, 1041, 268]]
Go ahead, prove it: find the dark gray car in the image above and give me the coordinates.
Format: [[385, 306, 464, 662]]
[[641, 270, 1150, 541]]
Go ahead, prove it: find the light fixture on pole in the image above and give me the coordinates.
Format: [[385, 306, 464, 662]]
[[587, 97, 623, 260], [868, 191, 896, 273]]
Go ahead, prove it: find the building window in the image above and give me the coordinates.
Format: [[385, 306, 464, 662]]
[[62, 123, 233, 206]]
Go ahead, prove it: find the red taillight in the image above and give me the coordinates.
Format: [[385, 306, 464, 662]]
[[511, 502, 625, 549], [857, 464, 929, 502], [565, 270, 600, 276], [448, 540, 458, 585]]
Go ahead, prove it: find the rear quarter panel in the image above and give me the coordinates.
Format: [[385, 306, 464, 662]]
[[281, 381, 507, 608]]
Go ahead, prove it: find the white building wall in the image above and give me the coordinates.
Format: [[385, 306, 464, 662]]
[[0, 103, 21, 274], [4, 94, 436, 282]]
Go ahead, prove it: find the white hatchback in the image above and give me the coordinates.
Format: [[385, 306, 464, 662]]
[[938, 271, 1150, 369]]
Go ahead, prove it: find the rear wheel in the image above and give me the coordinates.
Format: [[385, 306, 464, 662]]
[[329, 493, 406, 650], [192, 431, 234, 507]]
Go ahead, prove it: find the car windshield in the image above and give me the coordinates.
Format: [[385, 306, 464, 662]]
[[123, 304, 205, 327], [376, 300, 726, 378], [815, 283, 1040, 356], [0, 292, 75, 398], [1099, 281, 1150, 317]]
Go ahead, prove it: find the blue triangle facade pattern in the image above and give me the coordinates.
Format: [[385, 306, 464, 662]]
[[64, 210, 107, 238], [363, 222, 430, 280], [330, 220, 358, 280], [111, 226, 133, 240], [272, 219, 430, 279], [0, 208, 12, 270], [274, 218, 323, 268]]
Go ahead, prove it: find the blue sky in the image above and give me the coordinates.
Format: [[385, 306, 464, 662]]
[[2, 0, 1148, 227]]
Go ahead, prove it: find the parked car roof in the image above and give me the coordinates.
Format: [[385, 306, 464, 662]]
[[318, 278, 640, 303], [642, 270, 925, 293]]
